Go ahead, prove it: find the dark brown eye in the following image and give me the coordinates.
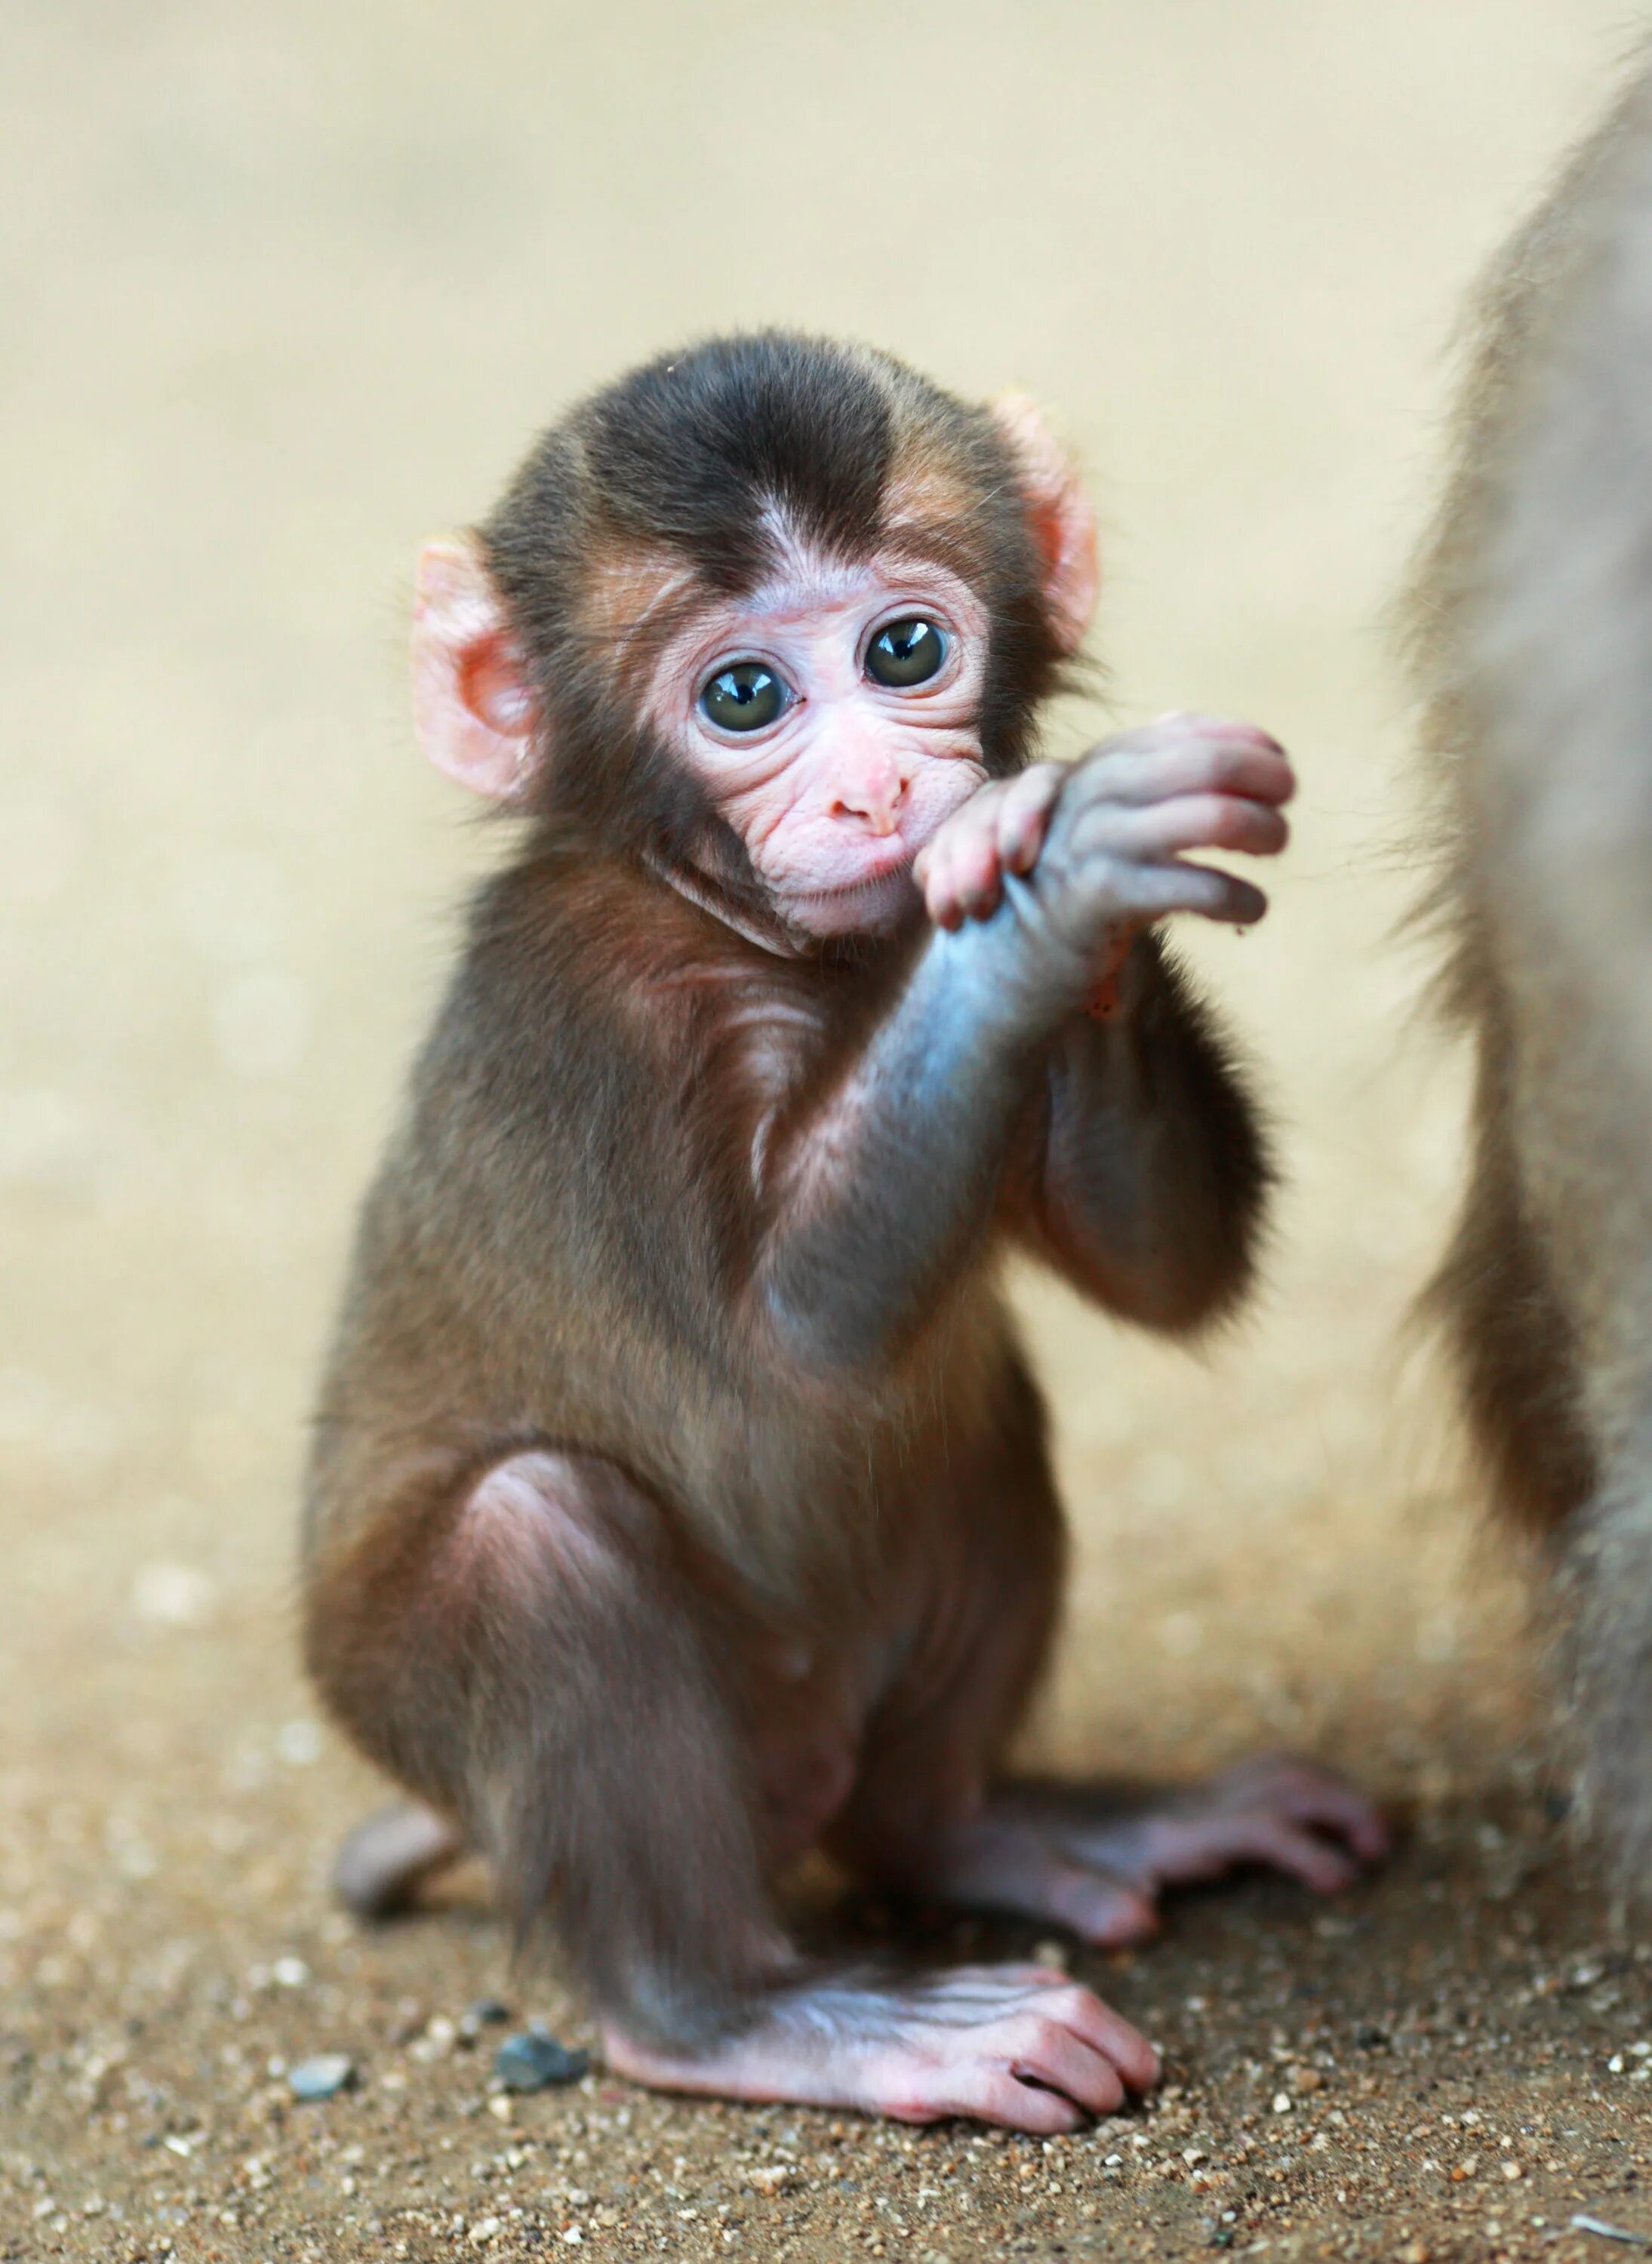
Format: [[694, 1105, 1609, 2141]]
[[700, 662, 789, 733], [866, 617, 947, 688]]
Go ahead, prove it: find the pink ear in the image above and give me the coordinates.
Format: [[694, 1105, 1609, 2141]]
[[989, 392, 1100, 656], [411, 537, 540, 800]]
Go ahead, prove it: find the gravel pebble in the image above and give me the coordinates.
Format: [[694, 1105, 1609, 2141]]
[[493, 2029, 589, 2091], [286, 2053, 356, 2101]]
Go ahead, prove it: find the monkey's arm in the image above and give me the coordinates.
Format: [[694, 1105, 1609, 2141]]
[[752, 902, 1069, 1371], [1008, 934, 1272, 1332], [753, 723, 1285, 1371]]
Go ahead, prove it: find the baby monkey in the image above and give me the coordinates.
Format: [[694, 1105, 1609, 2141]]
[[303, 334, 1385, 2129]]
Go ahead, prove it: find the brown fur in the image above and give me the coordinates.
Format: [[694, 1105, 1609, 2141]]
[[303, 335, 1275, 2064]]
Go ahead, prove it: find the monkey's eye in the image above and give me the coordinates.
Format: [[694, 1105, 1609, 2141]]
[[866, 617, 948, 688], [699, 662, 789, 734]]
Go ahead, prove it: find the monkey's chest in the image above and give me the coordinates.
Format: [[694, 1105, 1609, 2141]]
[[709, 993, 823, 1190]]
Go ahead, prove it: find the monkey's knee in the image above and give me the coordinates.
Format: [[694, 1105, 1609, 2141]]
[[306, 1448, 659, 1809], [334, 1801, 466, 1919], [450, 1447, 656, 1592]]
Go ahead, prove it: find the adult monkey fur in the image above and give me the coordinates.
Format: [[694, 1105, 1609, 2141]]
[[304, 334, 1386, 2128], [1414, 60, 1652, 1892]]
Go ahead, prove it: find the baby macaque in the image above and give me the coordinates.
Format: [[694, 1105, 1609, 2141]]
[[304, 333, 1385, 2127]]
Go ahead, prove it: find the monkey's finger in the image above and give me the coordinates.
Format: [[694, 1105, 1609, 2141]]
[[1002, 2020, 1129, 2120], [915, 784, 1006, 897], [1062, 1871, 1160, 1948], [1087, 857, 1269, 929], [1216, 1815, 1363, 1896], [916, 1972, 1155, 2093], [924, 819, 1010, 926], [1146, 709, 1287, 755], [1237, 1767, 1391, 1863], [1026, 1983, 1161, 2093], [1098, 792, 1291, 864], [1009, 2047, 1127, 2128], [1073, 739, 1296, 812], [995, 763, 1067, 873], [924, 863, 1002, 928], [940, 2063, 1087, 2134], [918, 841, 970, 928]]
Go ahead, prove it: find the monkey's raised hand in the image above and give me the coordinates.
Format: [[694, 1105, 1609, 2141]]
[[919, 713, 1293, 962]]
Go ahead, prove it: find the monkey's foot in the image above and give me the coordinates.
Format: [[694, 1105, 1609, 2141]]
[[918, 1811, 1165, 1946], [915, 1758, 1386, 1945], [602, 1963, 1158, 2132], [332, 1801, 466, 1918], [995, 1755, 1389, 1908]]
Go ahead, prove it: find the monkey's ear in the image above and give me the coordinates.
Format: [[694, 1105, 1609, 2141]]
[[989, 392, 1100, 654], [411, 537, 540, 800]]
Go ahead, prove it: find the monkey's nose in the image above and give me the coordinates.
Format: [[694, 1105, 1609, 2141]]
[[829, 761, 909, 836]]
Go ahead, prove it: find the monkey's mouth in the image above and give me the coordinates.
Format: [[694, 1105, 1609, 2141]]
[[782, 857, 920, 936], [792, 835, 918, 894]]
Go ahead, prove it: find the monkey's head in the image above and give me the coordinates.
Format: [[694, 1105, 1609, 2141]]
[[411, 334, 1097, 947]]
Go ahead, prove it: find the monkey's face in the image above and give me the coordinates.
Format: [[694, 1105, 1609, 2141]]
[[652, 553, 992, 939], [411, 346, 1103, 955]]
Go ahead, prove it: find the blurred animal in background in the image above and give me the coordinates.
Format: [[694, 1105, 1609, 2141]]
[[303, 332, 1386, 2127], [1412, 57, 1652, 1894]]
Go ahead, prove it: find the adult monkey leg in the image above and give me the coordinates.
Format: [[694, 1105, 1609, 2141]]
[[1410, 57, 1652, 1882], [306, 1446, 1157, 2126]]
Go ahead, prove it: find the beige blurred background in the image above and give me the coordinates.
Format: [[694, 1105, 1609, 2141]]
[[2, 0, 1641, 1906]]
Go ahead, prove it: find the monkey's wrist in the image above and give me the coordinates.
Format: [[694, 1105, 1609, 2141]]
[[908, 921, 1068, 1078], [949, 891, 1103, 1045], [1081, 927, 1148, 1023]]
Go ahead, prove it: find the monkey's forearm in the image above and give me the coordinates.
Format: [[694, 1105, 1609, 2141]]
[[755, 901, 1075, 1370], [1017, 941, 1272, 1331]]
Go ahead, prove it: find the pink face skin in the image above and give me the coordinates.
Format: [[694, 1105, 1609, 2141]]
[[648, 555, 993, 940]]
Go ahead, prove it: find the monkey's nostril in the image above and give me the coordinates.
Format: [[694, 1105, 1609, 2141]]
[[832, 770, 909, 832]]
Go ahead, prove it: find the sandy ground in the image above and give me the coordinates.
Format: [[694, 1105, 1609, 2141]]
[[7, 3, 1652, 2258]]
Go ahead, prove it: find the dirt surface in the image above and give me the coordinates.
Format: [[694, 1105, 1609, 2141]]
[[7, 4, 1652, 2259]]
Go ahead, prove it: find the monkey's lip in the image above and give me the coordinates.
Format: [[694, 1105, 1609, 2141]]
[[792, 838, 918, 898], [780, 855, 919, 934], [785, 853, 916, 912]]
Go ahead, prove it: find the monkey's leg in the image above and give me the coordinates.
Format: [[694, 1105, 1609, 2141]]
[[312, 1448, 1155, 2128], [826, 1444, 1385, 1938], [311, 1447, 789, 2032], [1564, 1426, 1652, 1890], [824, 1435, 1172, 1947], [827, 1592, 1173, 1949], [1429, 1062, 1595, 1537]]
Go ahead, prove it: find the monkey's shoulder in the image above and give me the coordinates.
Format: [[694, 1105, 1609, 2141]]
[[434, 845, 860, 1118]]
